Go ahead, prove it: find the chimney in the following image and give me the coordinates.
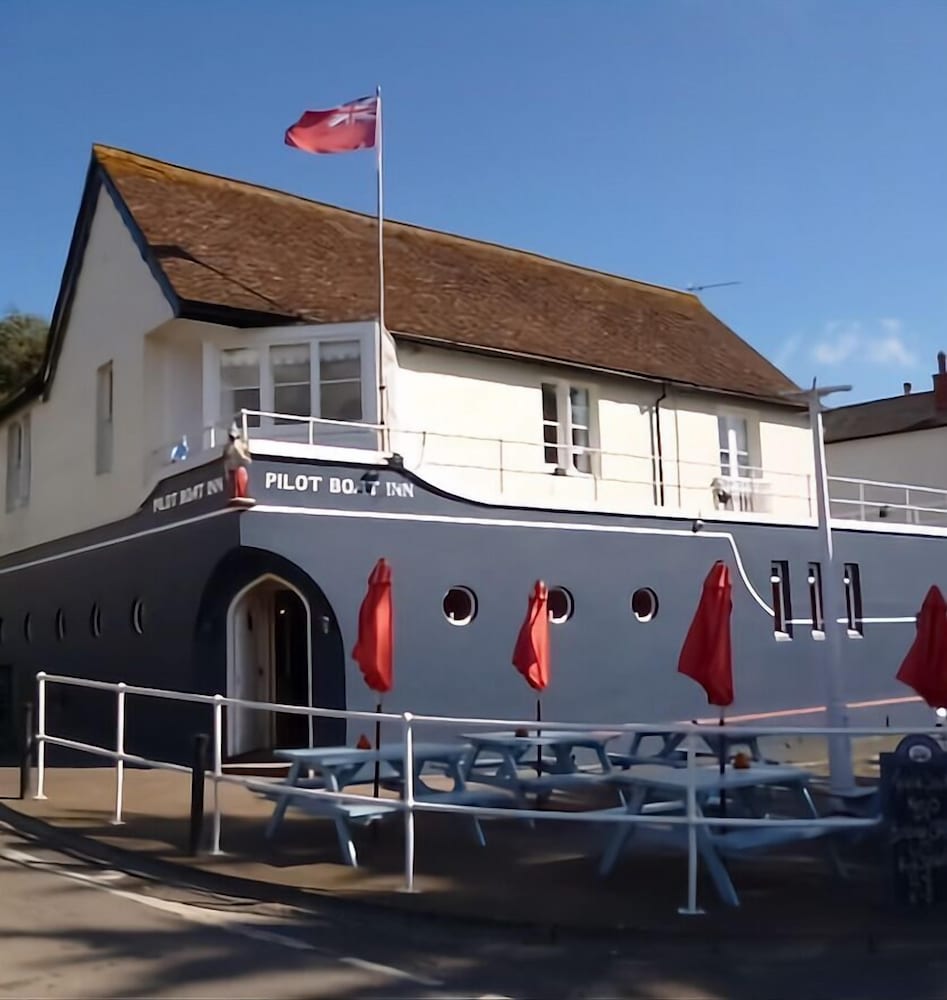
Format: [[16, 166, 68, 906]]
[[935, 352, 947, 411], [903, 382, 912, 395]]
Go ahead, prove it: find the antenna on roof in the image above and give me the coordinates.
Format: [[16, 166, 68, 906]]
[[685, 280, 742, 293]]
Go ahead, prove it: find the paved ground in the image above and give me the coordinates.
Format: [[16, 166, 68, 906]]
[[0, 755, 904, 936], [4, 822, 947, 999]]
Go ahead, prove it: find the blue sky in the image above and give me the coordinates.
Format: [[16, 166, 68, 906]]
[[2, 0, 945, 404]]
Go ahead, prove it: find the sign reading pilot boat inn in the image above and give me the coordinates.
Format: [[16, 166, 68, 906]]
[[149, 465, 416, 518], [263, 470, 415, 499]]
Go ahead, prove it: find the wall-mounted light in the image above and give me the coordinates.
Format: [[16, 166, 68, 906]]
[[317, 615, 331, 635], [691, 518, 704, 533]]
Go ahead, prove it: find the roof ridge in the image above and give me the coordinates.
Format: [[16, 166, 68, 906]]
[[828, 388, 934, 412], [91, 143, 696, 303]]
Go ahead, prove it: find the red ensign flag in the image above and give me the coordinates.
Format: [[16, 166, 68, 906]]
[[285, 96, 378, 154]]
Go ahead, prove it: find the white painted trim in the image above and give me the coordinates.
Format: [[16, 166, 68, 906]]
[[225, 573, 314, 755], [250, 441, 387, 464], [0, 508, 235, 576], [249, 503, 775, 616], [787, 615, 917, 626], [832, 518, 947, 538]]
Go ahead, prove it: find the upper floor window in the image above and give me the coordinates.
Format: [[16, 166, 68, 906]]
[[218, 340, 363, 427], [95, 362, 114, 475], [319, 341, 362, 421], [220, 348, 262, 428], [541, 382, 593, 474], [718, 415, 750, 480], [5, 414, 30, 512]]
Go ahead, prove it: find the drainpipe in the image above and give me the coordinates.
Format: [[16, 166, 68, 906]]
[[650, 384, 667, 506]]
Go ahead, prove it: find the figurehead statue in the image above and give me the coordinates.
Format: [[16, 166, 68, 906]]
[[222, 421, 255, 506]]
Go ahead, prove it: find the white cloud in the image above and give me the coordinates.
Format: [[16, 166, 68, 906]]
[[774, 333, 802, 368], [809, 318, 917, 369], [812, 321, 860, 364], [867, 335, 916, 367]]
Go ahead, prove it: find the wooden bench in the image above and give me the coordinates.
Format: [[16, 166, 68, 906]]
[[259, 780, 400, 867]]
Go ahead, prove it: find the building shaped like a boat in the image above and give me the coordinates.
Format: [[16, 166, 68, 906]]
[[0, 146, 942, 760]]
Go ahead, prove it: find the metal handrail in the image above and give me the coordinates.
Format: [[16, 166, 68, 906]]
[[33, 671, 925, 911]]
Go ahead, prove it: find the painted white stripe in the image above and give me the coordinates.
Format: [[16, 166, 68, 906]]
[[0, 842, 442, 986], [250, 503, 776, 616], [694, 692, 922, 724], [339, 956, 441, 987], [0, 508, 235, 576], [786, 616, 918, 626]]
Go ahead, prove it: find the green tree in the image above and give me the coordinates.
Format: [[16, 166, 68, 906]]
[[0, 309, 49, 401]]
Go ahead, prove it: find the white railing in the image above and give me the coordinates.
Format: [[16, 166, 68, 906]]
[[828, 476, 947, 528], [29, 671, 918, 913], [181, 410, 812, 522]]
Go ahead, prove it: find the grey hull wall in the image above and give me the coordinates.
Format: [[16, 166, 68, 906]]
[[245, 459, 936, 735], [0, 453, 938, 761]]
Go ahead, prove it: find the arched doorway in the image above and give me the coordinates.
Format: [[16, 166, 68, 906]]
[[227, 574, 312, 757], [193, 547, 347, 759]]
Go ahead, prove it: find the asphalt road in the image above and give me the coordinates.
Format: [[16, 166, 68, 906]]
[[1, 823, 947, 1000]]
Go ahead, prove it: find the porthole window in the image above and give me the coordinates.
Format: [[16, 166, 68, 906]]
[[547, 586, 574, 624], [131, 598, 145, 635], [442, 587, 477, 626], [55, 609, 66, 641], [631, 588, 659, 623], [23, 613, 32, 643], [90, 603, 102, 638]]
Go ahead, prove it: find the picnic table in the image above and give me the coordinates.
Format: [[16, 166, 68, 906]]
[[263, 742, 511, 866], [597, 762, 835, 907], [608, 727, 777, 770], [461, 729, 621, 805]]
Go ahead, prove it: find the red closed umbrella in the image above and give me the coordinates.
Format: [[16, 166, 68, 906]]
[[512, 580, 550, 774], [897, 586, 947, 709], [678, 561, 733, 815], [352, 558, 393, 797], [678, 561, 734, 708], [513, 581, 550, 693], [352, 558, 394, 696]]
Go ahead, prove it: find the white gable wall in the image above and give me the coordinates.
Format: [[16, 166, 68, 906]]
[[0, 185, 174, 555]]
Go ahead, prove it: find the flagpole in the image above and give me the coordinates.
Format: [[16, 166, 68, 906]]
[[375, 84, 387, 451]]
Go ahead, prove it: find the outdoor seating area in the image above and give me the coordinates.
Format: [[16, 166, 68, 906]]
[[245, 723, 883, 910]]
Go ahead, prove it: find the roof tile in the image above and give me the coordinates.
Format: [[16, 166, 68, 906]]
[[95, 145, 799, 403]]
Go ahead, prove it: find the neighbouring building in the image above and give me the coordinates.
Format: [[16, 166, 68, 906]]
[[824, 353, 947, 527]]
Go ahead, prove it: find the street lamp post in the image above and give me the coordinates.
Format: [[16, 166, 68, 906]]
[[783, 379, 856, 795]]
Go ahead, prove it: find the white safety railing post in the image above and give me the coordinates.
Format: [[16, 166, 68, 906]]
[[34, 671, 47, 800], [308, 418, 315, 446], [401, 712, 417, 893], [498, 439, 504, 494], [111, 682, 126, 825], [210, 694, 224, 856], [678, 734, 704, 916]]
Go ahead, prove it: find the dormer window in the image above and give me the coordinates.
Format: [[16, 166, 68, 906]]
[[214, 335, 366, 430], [220, 348, 262, 428]]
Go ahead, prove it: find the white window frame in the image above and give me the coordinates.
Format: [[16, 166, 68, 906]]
[[717, 413, 751, 480], [96, 361, 114, 475], [540, 380, 597, 475], [5, 414, 31, 513], [205, 326, 376, 431]]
